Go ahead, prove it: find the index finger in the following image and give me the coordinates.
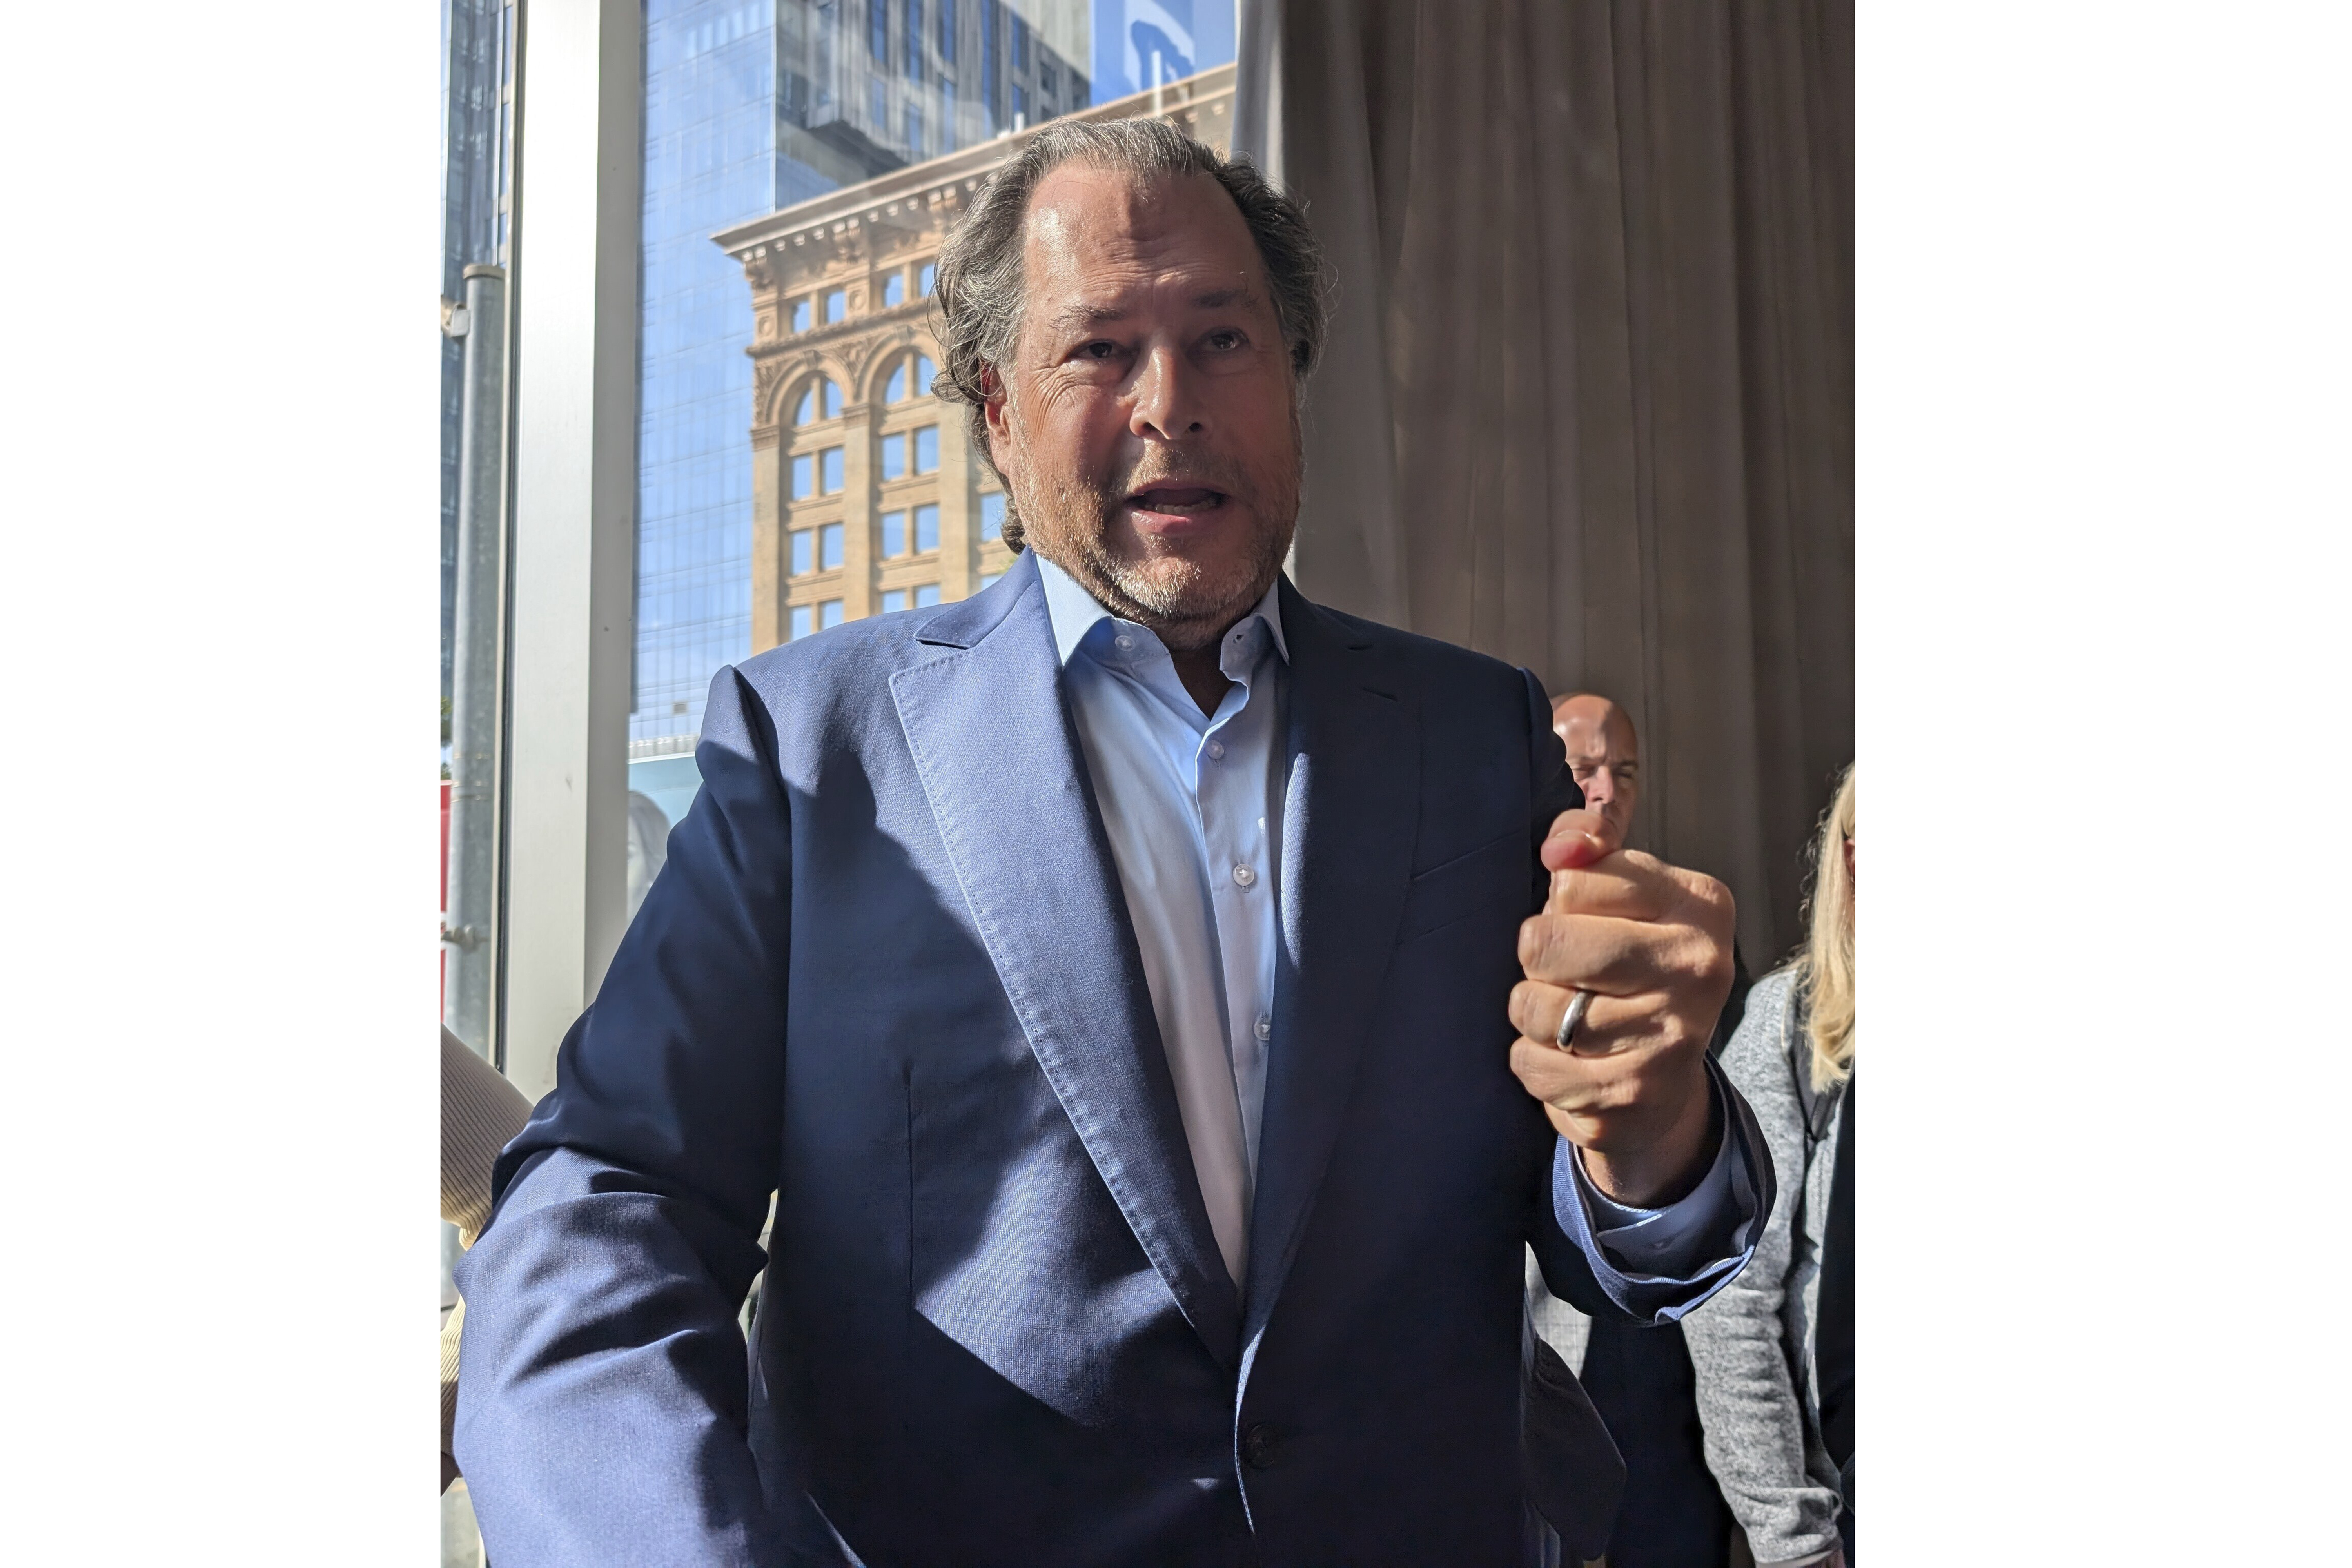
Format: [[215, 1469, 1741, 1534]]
[[1541, 806, 1624, 873], [1544, 856, 1677, 922]]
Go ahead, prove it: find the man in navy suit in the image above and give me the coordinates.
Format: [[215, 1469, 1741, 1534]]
[[456, 117, 1769, 1567]]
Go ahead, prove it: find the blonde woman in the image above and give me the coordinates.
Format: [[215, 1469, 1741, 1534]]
[[1683, 764, 1855, 1568]]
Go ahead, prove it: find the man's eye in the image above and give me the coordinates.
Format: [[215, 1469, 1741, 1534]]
[[1205, 331, 1243, 351], [1080, 341, 1120, 359]]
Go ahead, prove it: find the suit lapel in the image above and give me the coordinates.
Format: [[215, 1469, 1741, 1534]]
[[1241, 582, 1420, 1346], [889, 554, 1242, 1366]]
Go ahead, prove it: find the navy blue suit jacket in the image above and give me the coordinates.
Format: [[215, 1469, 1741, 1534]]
[[455, 552, 1767, 1566]]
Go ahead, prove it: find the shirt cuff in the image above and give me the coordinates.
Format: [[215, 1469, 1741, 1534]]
[[1565, 1070, 1739, 1280]]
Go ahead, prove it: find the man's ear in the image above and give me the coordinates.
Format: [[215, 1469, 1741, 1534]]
[[980, 362, 1016, 474]]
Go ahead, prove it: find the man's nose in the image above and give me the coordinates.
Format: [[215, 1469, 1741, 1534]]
[[1583, 771, 1615, 806], [1129, 342, 1205, 441]]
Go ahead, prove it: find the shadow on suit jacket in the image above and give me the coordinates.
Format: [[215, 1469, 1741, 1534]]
[[454, 550, 1767, 1568]]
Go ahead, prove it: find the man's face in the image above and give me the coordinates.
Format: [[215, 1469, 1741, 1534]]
[[1553, 697, 1641, 845], [983, 162, 1302, 650]]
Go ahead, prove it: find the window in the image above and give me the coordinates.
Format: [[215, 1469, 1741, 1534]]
[[881, 432, 907, 480], [915, 503, 940, 551], [914, 425, 939, 473], [980, 0, 996, 124], [919, 262, 935, 297], [884, 272, 906, 310], [882, 588, 908, 614], [821, 447, 844, 492], [1012, 84, 1026, 127], [979, 570, 1003, 590], [820, 599, 846, 630], [904, 0, 923, 76], [980, 491, 1005, 541], [794, 377, 837, 426], [792, 454, 815, 501], [825, 288, 847, 324], [1012, 14, 1027, 69], [869, 0, 887, 61], [791, 530, 813, 575], [905, 104, 923, 157], [886, 360, 907, 403], [791, 297, 811, 332], [1040, 62, 1056, 98], [938, 0, 955, 63], [791, 604, 814, 640], [915, 583, 942, 608], [820, 522, 844, 569], [940, 75, 956, 149], [870, 78, 887, 133], [882, 509, 907, 556], [916, 352, 935, 391]]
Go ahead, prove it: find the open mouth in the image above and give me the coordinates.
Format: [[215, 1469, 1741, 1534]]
[[1124, 485, 1229, 519]]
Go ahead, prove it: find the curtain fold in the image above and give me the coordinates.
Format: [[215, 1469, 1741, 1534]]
[[1237, 0, 1853, 963]]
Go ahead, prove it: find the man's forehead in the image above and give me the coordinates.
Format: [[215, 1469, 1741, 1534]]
[[1553, 697, 1638, 759], [1022, 162, 1263, 292]]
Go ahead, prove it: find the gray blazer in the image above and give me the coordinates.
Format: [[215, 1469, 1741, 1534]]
[[1681, 968, 1847, 1566]]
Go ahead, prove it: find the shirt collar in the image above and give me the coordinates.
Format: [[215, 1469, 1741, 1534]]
[[1033, 550, 1290, 670]]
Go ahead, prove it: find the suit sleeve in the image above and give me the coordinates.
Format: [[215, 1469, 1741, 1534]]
[[452, 666, 795, 1566], [1512, 668, 1775, 1325]]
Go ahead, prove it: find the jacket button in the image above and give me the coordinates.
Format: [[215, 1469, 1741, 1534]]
[[1241, 1423, 1281, 1470]]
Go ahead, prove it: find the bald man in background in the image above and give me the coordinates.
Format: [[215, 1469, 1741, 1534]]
[[1552, 694, 1642, 855], [1543, 693, 1753, 1568]]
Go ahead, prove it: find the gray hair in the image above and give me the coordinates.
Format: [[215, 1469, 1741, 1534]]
[[929, 116, 1329, 550]]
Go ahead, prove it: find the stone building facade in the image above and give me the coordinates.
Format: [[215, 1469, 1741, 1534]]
[[715, 63, 1234, 653]]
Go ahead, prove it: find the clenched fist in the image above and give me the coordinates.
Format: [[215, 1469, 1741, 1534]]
[[1508, 808, 1737, 1206]]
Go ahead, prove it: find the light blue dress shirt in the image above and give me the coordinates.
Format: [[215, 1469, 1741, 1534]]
[[1035, 554, 1735, 1289]]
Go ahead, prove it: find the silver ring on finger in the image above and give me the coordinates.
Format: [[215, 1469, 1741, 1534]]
[[1553, 987, 1594, 1050]]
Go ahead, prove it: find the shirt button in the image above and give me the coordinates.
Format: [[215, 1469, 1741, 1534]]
[[1232, 864, 1256, 888], [1114, 633, 1135, 651], [1254, 1016, 1271, 1042], [1206, 740, 1225, 760]]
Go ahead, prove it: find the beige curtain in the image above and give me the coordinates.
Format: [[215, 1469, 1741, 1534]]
[[1238, 0, 1853, 965]]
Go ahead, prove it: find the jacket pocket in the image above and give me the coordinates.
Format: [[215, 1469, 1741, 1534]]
[[1396, 826, 1528, 942]]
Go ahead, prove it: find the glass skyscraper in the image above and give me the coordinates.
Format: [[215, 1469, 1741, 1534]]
[[1089, 0, 1233, 105], [632, 0, 837, 750]]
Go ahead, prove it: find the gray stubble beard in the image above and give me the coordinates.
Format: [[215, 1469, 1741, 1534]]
[[1007, 410, 1303, 654]]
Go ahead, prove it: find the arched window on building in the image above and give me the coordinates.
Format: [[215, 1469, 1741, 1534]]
[[885, 353, 937, 404], [794, 376, 842, 426]]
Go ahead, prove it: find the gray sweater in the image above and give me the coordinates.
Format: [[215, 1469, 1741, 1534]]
[[1681, 968, 1847, 1565]]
